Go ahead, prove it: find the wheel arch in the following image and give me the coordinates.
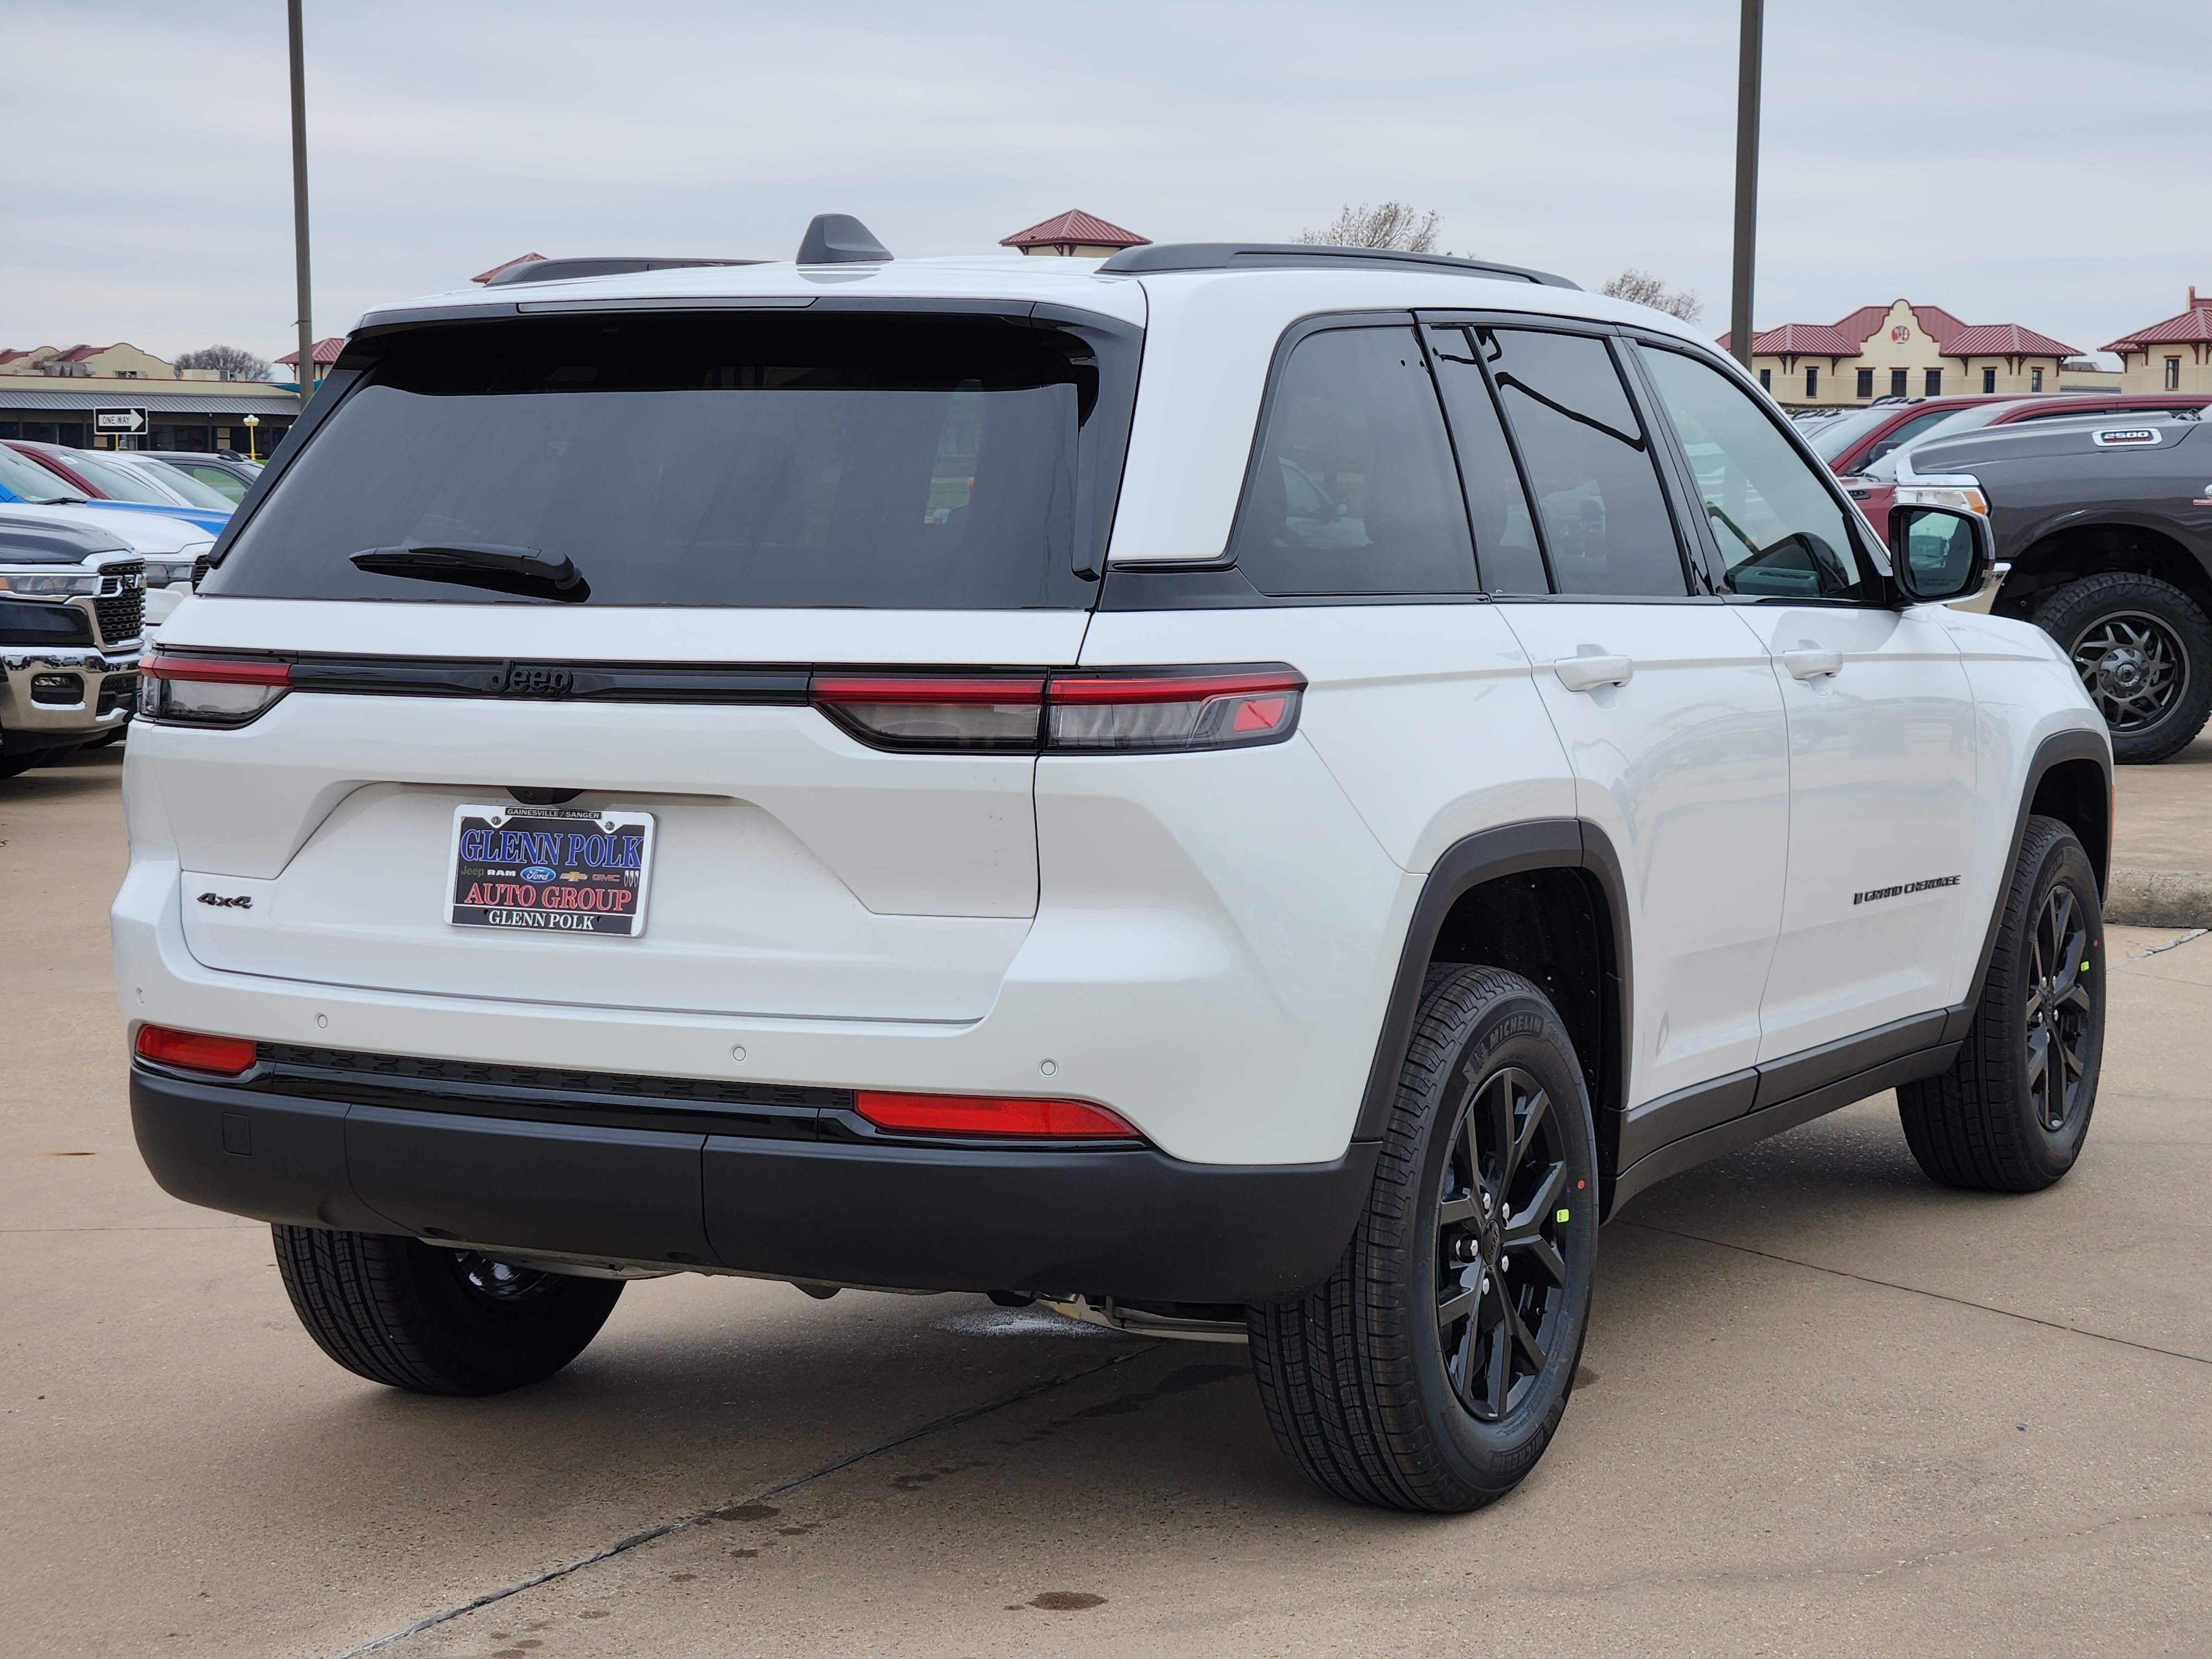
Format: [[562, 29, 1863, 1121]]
[[1952, 726, 2113, 1045], [2002, 518, 2212, 615], [1353, 821, 1629, 1191]]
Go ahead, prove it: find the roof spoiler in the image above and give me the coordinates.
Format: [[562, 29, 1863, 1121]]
[[797, 214, 892, 264], [484, 257, 764, 287], [1095, 243, 1579, 288]]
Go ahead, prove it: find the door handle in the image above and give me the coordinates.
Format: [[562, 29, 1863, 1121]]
[[1782, 645, 1844, 681], [1553, 653, 1634, 692]]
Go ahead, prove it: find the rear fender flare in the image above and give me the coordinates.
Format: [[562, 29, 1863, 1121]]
[[1352, 820, 1630, 1182]]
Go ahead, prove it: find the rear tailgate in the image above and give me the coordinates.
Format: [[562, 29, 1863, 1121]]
[[146, 603, 1081, 1022]]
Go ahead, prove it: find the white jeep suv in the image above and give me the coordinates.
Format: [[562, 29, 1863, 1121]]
[[117, 220, 2111, 1512]]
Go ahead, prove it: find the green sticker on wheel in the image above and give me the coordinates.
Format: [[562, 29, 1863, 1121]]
[[1555, 1208, 1571, 1223]]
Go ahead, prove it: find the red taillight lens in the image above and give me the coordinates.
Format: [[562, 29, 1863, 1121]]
[[135, 1025, 258, 1076], [1046, 666, 1305, 752], [811, 672, 1045, 752], [139, 651, 291, 727], [808, 665, 1305, 754], [853, 1089, 1140, 1140]]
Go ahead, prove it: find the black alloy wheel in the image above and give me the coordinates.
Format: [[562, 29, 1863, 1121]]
[[2033, 573, 2212, 763], [1897, 815, 2104, 1192], [1434, 1065, 1574, 1423], [2023, 881, 2095, 1134], [2069, 611, 2187, 736], [1248, 965, 1597, 1512]]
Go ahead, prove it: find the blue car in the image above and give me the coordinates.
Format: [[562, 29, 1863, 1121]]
[[0, 442, 231, 536]]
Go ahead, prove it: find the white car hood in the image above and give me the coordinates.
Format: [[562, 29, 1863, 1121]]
[[0, 502, 213, 557]]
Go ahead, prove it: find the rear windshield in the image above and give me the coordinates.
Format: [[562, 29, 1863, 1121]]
[[205, 311, 1130, 609]]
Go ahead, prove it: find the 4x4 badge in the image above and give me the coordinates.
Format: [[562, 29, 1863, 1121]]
[[196, 891, 252, 909]]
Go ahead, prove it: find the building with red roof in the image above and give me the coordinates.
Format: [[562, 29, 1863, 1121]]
[[472, 252, 547, 284], [2101, 288, 2212, 395], [274, 338, 347, 370], [1000, 211, 1149, 258], [0, 342, 175, 380], [1717, 299, 2078, 408]]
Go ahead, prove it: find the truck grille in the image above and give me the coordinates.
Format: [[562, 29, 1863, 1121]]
[[94, 578, 145, 645], [191, 553, 210, 588], [97, 672, 138, 716]]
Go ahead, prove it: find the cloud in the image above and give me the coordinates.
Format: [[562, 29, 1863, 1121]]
[[4, 0, 2204, 362]]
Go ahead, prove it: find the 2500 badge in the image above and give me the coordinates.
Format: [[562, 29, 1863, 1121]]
[[446, 805, 656, 938]]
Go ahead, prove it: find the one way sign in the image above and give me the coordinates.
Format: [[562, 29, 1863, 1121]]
[[94, 407, 148, 435]]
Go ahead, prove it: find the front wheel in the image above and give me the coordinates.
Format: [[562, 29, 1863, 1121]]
[[273, 1225, 624, 1395], [1249, 965, 1598, 1512], [1897, 816, 2105, 1192]]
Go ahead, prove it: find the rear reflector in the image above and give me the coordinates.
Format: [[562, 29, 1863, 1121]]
[[811, 672, 1046, 752], [853, 1089, 1140, 1139], [810, 664, 1303, 754], [139, 651, 292, 727], [135, 1025, 258, 1076]]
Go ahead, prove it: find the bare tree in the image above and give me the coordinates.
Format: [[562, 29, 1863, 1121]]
[[173, 344, 274, 383], [1598, 270, 1703, 325], [1300, 202, 1443, 253]]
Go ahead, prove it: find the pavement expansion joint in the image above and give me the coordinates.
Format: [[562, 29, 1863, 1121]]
[[2116, 926, 2209, 964], [322, 1342, 1160, 1659], [1614, 1219, 2212, 1368]]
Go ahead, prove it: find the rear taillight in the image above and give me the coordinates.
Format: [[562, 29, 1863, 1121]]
[[853, 1089, 1140, 1140], [810, 665, 1304, 755], [1047, 667, 1303, 752], [811, 672, 1047, 752], [139, 650, 290, 727], [135, 1025, 258, 1076]]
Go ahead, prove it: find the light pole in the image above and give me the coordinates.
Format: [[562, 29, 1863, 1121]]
[[1729, 0, 1764, 373], [288, 0, 314, 408], [243, 414, 260, 462]]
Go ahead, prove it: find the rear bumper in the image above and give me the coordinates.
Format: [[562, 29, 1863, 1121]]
[[131, 1064, 1377, 1303]]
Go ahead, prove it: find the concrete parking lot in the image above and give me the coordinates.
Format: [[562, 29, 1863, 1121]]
[[6, 743, 2210, 1658]]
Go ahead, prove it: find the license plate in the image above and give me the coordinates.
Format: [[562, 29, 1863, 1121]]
[[447, 805, 655, 938]]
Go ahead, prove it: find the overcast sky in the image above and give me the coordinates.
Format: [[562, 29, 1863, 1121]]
[[6, 0, 2206, 368]]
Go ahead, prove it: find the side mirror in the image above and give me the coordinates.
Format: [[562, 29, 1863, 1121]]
[[1887, 503, 1990, 604]]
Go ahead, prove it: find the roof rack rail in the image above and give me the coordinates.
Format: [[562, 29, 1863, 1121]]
[[484, 257, 764, 287], [1094, 242, 1579, 289]]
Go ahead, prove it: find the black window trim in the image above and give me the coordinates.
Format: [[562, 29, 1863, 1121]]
[[1110, 306, 1497, 608], [207, 297, 1145, 601], [1418, 310, 1706, 604], [1622, 331, 1898, 608], [1109, 305, 1737, 613]]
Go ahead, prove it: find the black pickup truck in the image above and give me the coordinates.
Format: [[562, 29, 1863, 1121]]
[[1902, 414, 2212, 761]]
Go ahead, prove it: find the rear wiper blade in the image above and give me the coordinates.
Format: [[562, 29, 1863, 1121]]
[[349, 542, 589, 602]]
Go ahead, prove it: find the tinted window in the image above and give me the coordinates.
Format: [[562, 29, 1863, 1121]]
[[1481, 329, 1685, 597], [1854, 407, 1958, 470], [1638, 345, 1866, 602], [58, 452, 179, 505], [0, 446, 82, 503], [1228, 326, 1477, 596], [179, 463, 248, 502], [1425, 325, 1547, 593], [206, 313, 1126, 609], [1807, 405, 1900, 462]]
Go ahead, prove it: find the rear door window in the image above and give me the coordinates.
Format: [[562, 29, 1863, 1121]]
[[1227, 325, 1478, 596], [1479, 328, 1688, 597], [204, 311, 1129, 609], [1424, 324, 1548, 594]]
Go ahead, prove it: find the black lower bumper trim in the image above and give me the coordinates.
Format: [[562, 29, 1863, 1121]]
[[131, 1067, 1376, 1303]]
